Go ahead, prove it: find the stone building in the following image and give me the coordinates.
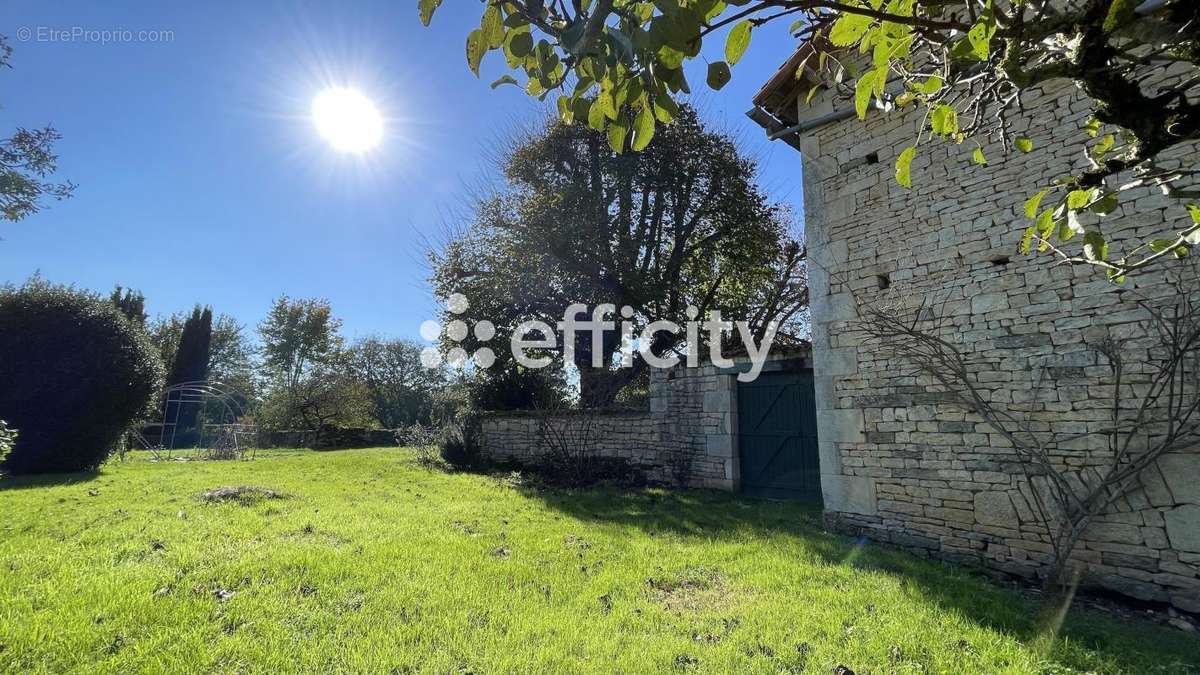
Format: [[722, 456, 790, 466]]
[[748, 47, 1200, 611]]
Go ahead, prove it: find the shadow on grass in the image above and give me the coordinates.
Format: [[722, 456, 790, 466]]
[[519, 482, 1200, 672], [0, 469, 101, 491]]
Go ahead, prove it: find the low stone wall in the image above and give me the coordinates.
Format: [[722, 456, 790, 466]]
[[481, 410, 669, 481], [257, 427, 397, 450], [481, 352, 810, 490]]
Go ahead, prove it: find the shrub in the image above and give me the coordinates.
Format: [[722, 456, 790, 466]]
[[0, 420, 16, 467], [438, 417, 485, 470], [396, 423, 441, 468], [395, 423, 439, 449], [0, 279, 163, 474]]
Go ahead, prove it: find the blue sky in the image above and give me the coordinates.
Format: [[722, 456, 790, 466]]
[[0, 1, 803, 342]]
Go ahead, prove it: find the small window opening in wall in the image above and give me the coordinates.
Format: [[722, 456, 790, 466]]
[[876, 274, 891, 290], [990, 255, 1011, 266], [865, 152, 879, 165]]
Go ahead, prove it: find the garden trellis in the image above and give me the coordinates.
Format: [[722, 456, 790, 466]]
[[147, 380, 257, 460]]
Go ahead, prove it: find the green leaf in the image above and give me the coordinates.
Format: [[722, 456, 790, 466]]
[[707, 1, 728, 22], [1084, 117, 1102, 137], [725, 21, 752, 66], [466, 29, 486, 76], [912, 75, 942, 95], [706, 61, 732, 90], [506, 28, 533, 59], [586, 96, 607, 131], [1083, 231, 1108, 261], [490, 75, 520, 89], [481, 5, 505, 49], [1035, 208, 1058, 252], [1090, 192, 1119, 215], [1024, 189, 1049, 219], [653, 95, 678, 124], [1188, 204, 1200, 223], [556, 95, 573, 124], [1067, 189, 1093, 210], [418, 0, 442, 26], [597, 90, 617, 120], [930, 104, 958, 136], [1090, 133, 1115, 160], [657, 45, 685, 70], [895, 145, 916, 188], [607, 115, 629, 153], [1103, 0, 1137, 33], [829, 13, 873, 47], [972, 146, 987, 165], [854, 69, 878, 120], [632, 105, 656, 151], [1150, 239, 1178, 253], [1015, 136, 1033, 153], [966, 20, 992, 60], [571, 97, 592, 125], [1020, 225, 1036, 255]]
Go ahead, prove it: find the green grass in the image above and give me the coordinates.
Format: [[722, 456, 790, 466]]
[[0, 448, 1196, 674]]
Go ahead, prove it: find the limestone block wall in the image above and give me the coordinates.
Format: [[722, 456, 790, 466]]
[[481, 353, 809, 490], [797, 63, 1200, 611], [481, 410, 670, 479]]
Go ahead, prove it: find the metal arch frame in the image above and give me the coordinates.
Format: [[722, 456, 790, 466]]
[[149, 380, 257, 459]]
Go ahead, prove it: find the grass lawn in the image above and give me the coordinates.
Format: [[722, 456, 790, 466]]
[[0, 448, 1196, 674]]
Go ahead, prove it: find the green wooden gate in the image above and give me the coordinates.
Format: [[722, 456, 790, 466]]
[[736, 370, 821, 501]]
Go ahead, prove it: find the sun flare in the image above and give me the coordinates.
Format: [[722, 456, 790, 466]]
[[311, 87, 383, 153]]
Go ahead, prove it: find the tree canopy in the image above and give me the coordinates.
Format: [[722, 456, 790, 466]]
[[424, 0, 1200, 280], [0, 36, 73, 223], [430, 105, 807, 406], [346, 337, 447, 427]]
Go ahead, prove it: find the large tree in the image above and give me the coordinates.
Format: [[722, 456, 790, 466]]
[[257, 296, 343, 428], [346, 337, 446, 427], [160, 306, 213, 438], [149, 311, 254, 390], [1, 36, 73, 223], [166, 306, 213, 387], [258, 296, 343, 393], [426, 0, 1200, 280], [431, 106, 807, 406]]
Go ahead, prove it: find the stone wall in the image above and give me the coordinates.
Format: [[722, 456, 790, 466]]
[[481, 352, 810, 490], [796, 63, 1200, 611], [258, 427, 398, 450]]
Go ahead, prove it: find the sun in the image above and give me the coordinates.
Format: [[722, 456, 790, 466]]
[[311, 87, 383, 153]]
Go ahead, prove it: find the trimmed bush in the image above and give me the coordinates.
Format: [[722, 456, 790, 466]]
[[0, 280, 163, 474]]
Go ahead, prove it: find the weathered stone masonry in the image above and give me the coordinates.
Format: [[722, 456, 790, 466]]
[[481, 352, 810, 490], [763, 57, 1200, 611]]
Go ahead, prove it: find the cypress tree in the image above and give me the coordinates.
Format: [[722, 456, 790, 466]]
[[109, 286, 147, 325], [163, 306, 213, 443]]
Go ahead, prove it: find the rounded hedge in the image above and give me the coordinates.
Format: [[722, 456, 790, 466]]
[[0, 280, 163, 474]]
